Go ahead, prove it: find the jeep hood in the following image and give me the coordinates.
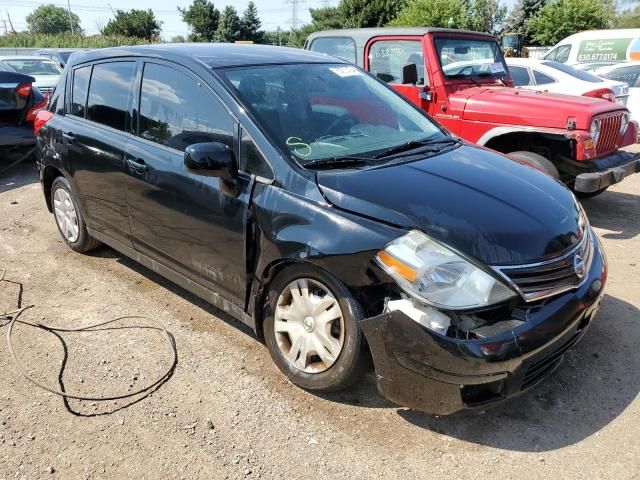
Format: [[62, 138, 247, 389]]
[[316, 144, 582, 266], [452, 86, 625, 130]]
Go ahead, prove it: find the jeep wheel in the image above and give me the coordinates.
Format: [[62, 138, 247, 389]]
[[508, 151, 560, 178]]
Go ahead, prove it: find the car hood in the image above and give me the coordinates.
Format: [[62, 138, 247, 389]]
[[453, 86, 625, 130], [31, 75, 59, 89], [315, 144, 583, 266]]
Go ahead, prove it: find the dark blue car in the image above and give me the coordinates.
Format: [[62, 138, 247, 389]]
[[34, 44, 606, 414]]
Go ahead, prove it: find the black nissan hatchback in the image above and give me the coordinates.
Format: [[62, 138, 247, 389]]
[[35, 44, 606, 414]]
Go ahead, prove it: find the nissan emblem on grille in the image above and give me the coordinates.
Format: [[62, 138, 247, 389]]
[[573, 254, 586, 280]]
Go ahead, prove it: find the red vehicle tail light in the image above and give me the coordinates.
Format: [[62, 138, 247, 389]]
[[16, 83, 32, 97], [583, 88, 616, 102], [26, 91, 50, 123], [33, 109, 54, 136]]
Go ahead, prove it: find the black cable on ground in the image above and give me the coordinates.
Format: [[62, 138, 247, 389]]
[[0, 148, 35, 177], [0, 270, 177, 402]]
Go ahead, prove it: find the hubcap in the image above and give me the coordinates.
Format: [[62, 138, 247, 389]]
[[274, 278, 345, 374], [53, 187, 79, 243]]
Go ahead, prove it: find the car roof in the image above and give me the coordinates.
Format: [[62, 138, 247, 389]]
[[68, 43, 345, 68], [307, 27, 496, 45], [0, 56, 57, 61]]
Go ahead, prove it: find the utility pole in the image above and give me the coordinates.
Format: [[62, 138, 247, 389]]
[[66, 0, 75, 34]]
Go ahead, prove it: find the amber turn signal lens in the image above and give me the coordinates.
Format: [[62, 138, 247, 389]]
[[377, 251, 417, 282]]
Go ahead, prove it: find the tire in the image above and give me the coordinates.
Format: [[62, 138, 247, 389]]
[[50, 176, 101, 253], [507, 151, 560, 178], [573, 187, 609, 199], [263, 264, 369, 392]]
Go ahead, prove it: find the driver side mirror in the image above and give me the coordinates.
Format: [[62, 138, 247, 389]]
[[184, 142, 235, 177], [401, 63, 418, 85]]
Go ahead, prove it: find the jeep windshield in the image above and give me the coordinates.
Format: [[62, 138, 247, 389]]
[[435, 37, 508, 79], [220, 63, 449, 166]]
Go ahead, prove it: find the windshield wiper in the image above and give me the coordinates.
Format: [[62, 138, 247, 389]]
[[303, 155, 371, 170], [373, 137, 460, 159], [447, 73, 481, 87]]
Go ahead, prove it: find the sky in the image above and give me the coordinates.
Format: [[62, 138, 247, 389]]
[[0, 0, 517, 39]]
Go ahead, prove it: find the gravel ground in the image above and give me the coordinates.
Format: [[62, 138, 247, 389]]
[[0, 154, 638, 480]]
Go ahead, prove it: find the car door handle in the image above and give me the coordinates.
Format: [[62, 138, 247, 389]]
[[127, 158, 148, 174], [62, 132, 75, 144]]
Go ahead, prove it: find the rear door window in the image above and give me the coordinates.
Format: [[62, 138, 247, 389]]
[[138, 62, 234, 152], [86, 62, 135, 131], [368, 40, 427, 85], [509, 66, 531, 86], [532, 70, 555, 85], [309, 37, 356, 64], [70, 65, 91, 117]]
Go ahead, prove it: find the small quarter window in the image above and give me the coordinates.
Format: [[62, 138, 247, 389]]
[[241, 129, 273, 180], [368, 40, 427, 85], [533, 70, 555, 85], [509, 66, 531, 86], [71, 65, 91, 117], [86, 62, 135, 131], [309, 37, 356, 64]]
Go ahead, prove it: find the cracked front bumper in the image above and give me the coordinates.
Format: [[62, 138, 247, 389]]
[[359, 238, 607, 415]]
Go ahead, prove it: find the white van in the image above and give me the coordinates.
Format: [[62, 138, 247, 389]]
[[544, 29, 640, 66]]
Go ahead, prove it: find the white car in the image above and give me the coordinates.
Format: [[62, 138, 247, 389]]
[[595, 61, 640, 124], [506, 58, 629, 105], [0, 56, 62, 97]]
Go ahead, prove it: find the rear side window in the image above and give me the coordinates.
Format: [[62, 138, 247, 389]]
[[509, 66, 531, 86], [138, 63, 234, 151], [86, 62, 135, 131], [533, 70, 555, 85], [71, 66, 91, 117], [309, 37, 356, 64], [368, 40, 427, 85]]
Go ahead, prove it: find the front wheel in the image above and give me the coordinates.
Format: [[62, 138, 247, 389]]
[[507, 151, 560, 178], [263, 264, 368, 392]]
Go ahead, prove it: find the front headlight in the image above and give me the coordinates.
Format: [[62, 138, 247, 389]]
[[590, 118, 601, 143], [620, 112, 629, 135], [376, 230, 516, 310]]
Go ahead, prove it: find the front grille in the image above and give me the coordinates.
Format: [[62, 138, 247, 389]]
[[493, 229, 594, 302], [594, 111, 623, 156]]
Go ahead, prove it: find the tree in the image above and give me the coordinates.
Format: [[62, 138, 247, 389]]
[[341, 0, 407, 27], [240, 2, 265, 42], [461, 0, 507, 35], [528, 0, 615, 46], [389, 0, 467, 28], [26, 4, 82, 35], [179, 0, 220, 42], [503, 0, 547, 44], [289, 6, 345, 47], [215, 6, 242, 42], [103, 9, 162, 41], [613, 5, 640, 28]]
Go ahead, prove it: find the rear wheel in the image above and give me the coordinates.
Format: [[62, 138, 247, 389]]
[[507, 151, 560, 178], [51, 176, 101, 253], [263, 264, 368, 392]]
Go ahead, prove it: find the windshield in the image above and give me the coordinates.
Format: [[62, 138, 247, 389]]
[[541, 61, 603, 83], [220, 63, 445, 165], [3, 58, 62, 76], [435, 37, 508, 78]]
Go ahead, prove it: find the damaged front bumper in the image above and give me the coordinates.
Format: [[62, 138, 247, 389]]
[[359, 239, 606, 415], [572, 150, 640, 193]]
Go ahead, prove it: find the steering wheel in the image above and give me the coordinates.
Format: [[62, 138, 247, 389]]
[[460, 66, 474, 76], [319, 115, 357, 138]]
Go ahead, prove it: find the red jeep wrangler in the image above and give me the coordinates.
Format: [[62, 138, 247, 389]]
[[305, 28, 640, 196]]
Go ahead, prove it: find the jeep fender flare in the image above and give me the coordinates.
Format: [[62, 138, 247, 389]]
[[476, 126, 572, 147]]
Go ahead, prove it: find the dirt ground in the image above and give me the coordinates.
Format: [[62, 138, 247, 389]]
[[0, 152, 638, 480]]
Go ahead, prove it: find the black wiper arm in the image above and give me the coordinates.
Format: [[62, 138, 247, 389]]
[[303, 155, 370, 170], [373, 137, 460, 159]]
